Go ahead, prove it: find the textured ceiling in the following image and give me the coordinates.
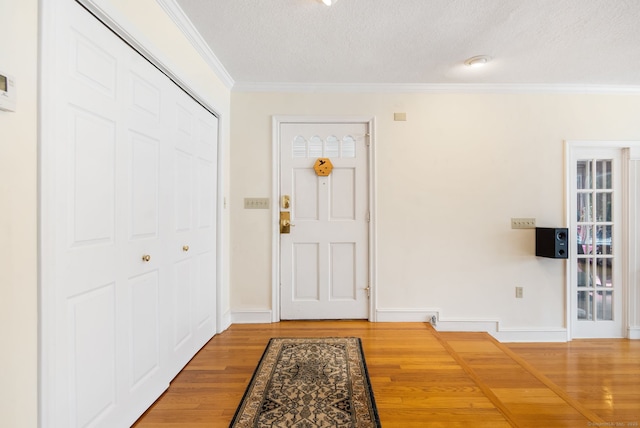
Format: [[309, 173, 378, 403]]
[[174, 0, 640, 87]]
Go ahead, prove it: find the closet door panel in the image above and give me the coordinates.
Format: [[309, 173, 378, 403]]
[[128, 271, 161, 388], [45, 1, 219, 426], [53, 5, 123, 426], [68, 283, 117, 428], [120, 44, 170, 421], [129, 132, 160, 240], [196, 250, 217, 328]]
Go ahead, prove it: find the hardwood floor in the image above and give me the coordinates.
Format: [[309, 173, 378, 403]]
[[507, 339, 640, 425], [133, 321, 640, 427]]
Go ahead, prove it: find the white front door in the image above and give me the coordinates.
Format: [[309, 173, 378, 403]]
[[569, 148, 624, 338], [279, 122, 370, 319]]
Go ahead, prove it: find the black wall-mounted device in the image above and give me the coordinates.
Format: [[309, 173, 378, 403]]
[[535, 227, 568, 259]]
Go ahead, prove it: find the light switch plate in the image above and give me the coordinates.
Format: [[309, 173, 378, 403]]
[[244, 198, 270, 209], [511, 218, 536, 229]]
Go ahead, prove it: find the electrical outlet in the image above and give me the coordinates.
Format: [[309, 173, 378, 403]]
[[515, 287, 524, 298], [244, 198, 270, 209], [511, 218, 536, 229]]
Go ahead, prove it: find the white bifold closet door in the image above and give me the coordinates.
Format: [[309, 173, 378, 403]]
[[46, 1, 218, 426]]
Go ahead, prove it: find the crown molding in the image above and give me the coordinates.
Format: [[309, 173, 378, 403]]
[[156, 0, 234, 89], [233, 82, 640, 94]]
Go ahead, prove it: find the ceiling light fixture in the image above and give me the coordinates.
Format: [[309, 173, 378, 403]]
[[464, 55, 492, 68], [320, 0, 338, 5]]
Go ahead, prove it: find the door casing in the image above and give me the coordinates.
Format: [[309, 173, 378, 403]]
[[272, 116, 377, 322], [565, 140, 640, 340]]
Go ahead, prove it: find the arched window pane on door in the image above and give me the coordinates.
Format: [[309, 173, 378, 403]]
[[293, 135, 307, 158], [309, 136, 323, 158], [342, 135, 356, 158], [325, 135, 340, 158]]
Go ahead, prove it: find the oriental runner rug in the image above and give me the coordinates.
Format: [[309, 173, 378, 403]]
[[230, 337, 381, 428]]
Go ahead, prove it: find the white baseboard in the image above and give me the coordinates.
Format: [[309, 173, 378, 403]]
[[628, 327, 640, 340], [375, 308, 438, 322], [492, 328, 568, 343], [231, 310, 273, 324], [227, 308, 574, 341], [375, 308, 568, 342], [435, 319, 500, 333]]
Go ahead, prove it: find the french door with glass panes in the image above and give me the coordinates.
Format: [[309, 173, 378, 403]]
[[571, 149, 623, 338]]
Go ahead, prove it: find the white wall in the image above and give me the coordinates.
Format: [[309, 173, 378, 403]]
[[230, 91, 640, 338], [0, 0, 38, 425]]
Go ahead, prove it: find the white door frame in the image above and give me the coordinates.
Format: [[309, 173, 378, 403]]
[[271, 116, 377, 322], [565, 140, 640, 340], [39, 1, 226, 425]]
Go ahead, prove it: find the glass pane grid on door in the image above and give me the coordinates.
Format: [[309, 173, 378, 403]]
[[576, 159, 615, 322]]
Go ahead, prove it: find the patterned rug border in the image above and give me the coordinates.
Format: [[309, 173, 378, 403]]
[[230, 337, 381, 427]]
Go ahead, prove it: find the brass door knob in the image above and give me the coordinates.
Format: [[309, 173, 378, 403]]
[[142, 254, 151, 262], [280, 218, 296, 228], [280, 211, 295, 233], [182, 245, 190, 252]]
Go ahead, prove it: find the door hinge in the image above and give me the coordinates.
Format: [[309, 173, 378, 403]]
[[366, 211, 371, 222], [365, 133, 371, 146], [364, 284, 370, 298]]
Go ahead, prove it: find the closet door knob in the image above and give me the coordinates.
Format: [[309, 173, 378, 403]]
[[182, 245, 190, 252], [142, 254, 151, 262]]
